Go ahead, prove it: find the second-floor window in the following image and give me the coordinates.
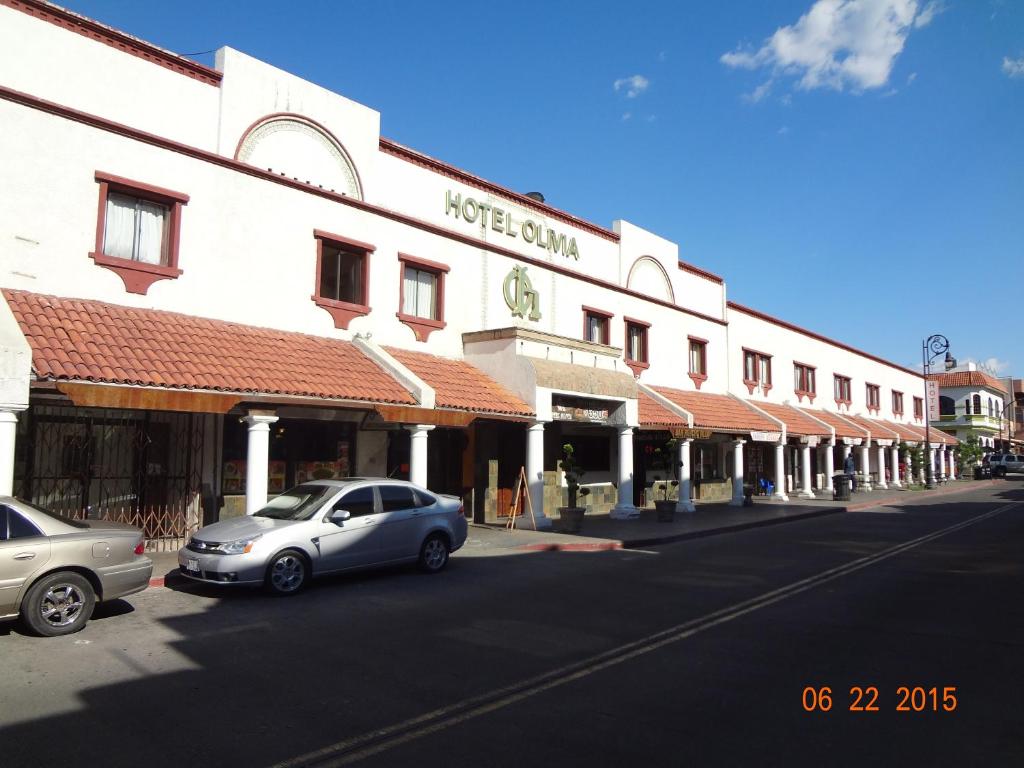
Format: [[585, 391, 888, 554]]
[[892, 391, 904, 415], [743, 349, 772, 392], [583, 307, 611, 345], [397, 254, 449, 341], [103, 192, 171, 265], [914, 396, 923, 419], [866, 384, 880, 410], [688, 338, 707, 376], [318, 241, 367, 306], [834, 375, 852, 404], [794, 363, 816, 397], [625, 320, 649, 364]]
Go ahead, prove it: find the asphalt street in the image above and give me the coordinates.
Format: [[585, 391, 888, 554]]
[[1, 482, 1022, 767]]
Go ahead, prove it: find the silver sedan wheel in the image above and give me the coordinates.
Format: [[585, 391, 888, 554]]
[[269, 553, 306, 594], [419, 535, 449, 573], [40, 583, 87, 628]]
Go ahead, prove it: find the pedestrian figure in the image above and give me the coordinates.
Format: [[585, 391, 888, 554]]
[[844, 453, 856, 492]]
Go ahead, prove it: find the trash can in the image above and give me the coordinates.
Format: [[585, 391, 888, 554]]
[[973, 466, 983, 480], [833, 474, 851, 501]]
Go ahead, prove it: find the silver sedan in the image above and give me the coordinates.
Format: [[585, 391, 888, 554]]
[[0, 496, 153, 637], [178, 479, 468, 595]]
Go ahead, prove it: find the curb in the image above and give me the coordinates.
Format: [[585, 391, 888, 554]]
[[619, 506, 844, 549], [844, 478, 1000, 512], [517, 541, 624, 553]]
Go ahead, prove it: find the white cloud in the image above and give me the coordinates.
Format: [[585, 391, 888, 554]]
[[777, 125, 790, 134], [1003, 56, 1024, 78], [658, 51, 668, 62], [914, 0, 946, 27], [962, 357, 1011, 375], [613, 74, 650, 98], [621, 112, 632, 121], [907, 71, 917, 84], [721, 0, 939, 97], [744, 80, 775, 103]]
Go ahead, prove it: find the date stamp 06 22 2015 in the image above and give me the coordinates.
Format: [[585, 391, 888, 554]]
[[802, 686, 958, 713]]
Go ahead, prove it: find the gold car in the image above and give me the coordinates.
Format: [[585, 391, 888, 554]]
[[0, 497, 153, 637]]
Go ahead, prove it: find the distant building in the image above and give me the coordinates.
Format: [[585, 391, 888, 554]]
[[929, 364, 1011, 451]]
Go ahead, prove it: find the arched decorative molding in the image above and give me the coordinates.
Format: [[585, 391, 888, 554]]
[[626, 256, 675, 304], [234, 112, 363, 200]]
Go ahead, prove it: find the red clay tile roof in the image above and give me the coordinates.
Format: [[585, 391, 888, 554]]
[[4, 289, 416, 405], [842, 414, 900, 440], [385, 347, 533, 417], [799, 408, 867, 440], [638, 389, 687, 428], [751, 401, 828, 437], [651, 387, 778, 433], [882, 420, 926, 443], [928, 371, 1007, 394]]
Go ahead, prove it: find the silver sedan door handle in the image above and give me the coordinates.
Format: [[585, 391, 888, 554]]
[[13, 552, 36, 560]]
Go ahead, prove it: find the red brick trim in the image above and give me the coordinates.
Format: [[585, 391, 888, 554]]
[[891, 389, 904, 417], [397, 254, 448, 341], [794, 360, 817, 403], [742, 348, 772, 394], [688, 372, 708, 390], [0, 85, 734, 326], [677, 260, 724, 284], [866, 382, 881, 415], [833, 373, 852, 407], [379, 137, 619, 243], [582, 306, 613, 345], [2, 0, 222, 86], [312, 231, 373, 329], [89, 171, 186, 295], [728, 301, 922, 379], [687, 335, 708, 389]]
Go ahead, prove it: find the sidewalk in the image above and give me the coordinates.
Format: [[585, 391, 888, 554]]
[[146, 479, 997, 587]]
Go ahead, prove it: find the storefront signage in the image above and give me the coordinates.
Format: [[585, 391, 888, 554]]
[[749, 431, 782, 442], [670, 427, 713, 440], [503, 265, 541, 321], [926, 379, 939, 421], [551, 395, 611, 423], [445, 190, 580, 260]]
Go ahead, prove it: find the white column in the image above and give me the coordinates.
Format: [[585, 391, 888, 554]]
[[676, 439, 695, 513], [0, 409, 24, 496], [798, 443, 815, 499], [842, 444, 852, 462], [938, 449, 947, 482], [610, 426, 639, 519], [928, 447, 937, 485], [408, 424, 434, 488], [729, 438, 746, 506], [525, 421, 551, 529], [824, 443, 835, 491], [773, 442, 788, 501], [875, 444, 888, 490], [949, 450, 957, 480], [858, 444, 872, 491], [889, 446, 901, 488], [244, 411, 279, 515]]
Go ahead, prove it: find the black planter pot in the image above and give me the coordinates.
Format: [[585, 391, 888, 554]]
[[557, 506, 586, 533], [654, 500, 675, 522]]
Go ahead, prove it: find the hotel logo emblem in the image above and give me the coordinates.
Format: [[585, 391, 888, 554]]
[[503, 266, 541, 321]]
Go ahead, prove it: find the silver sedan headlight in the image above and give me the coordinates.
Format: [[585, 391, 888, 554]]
[[216, 535, 263, 555]]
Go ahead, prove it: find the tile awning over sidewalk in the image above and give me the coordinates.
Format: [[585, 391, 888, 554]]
[[386, 347, 533, 418], [638, 389, 687, 428], [651, 386, 778, 435], [3, 289, 531, 418], [750, 401, 829, 437], [842, 413, 901, 442], [798, 408, 867, 441]]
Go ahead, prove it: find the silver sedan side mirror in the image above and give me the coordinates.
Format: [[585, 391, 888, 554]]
[[328, 509, 351, 523]]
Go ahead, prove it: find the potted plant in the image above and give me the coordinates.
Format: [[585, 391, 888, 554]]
[[654, 480, 678, 522], [558, 443, 590, 533]]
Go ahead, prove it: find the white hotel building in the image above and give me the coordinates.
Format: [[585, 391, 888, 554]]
[[0, 1, 958, 544]]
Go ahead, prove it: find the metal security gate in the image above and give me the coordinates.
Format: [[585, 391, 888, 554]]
[[15, 405, 208, 551]]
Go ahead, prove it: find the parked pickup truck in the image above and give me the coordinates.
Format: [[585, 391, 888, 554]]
[[987, 453, 1024, 477]]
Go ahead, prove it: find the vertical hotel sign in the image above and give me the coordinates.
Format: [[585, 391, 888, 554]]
[[926, 379, 940, 421]]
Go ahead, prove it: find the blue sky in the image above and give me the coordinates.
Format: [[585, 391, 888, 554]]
[[63, 0, 1023, 375]]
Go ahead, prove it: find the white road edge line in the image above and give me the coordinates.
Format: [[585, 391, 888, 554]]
[[269, 501, 1019, 768]]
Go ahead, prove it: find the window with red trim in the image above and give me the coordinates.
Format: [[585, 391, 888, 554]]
[[866, 383, 881, 412], [624, 318, 650, 376], [397, 254, 448, 341], [892, 390, 904, 416], [913, 396, 924, 420], [583, 307, 612, 345], [312, 230, 372, 329], [90, 171, 187, 294], [688, 337, 708, 389], [793, 362, 816, 400], [834, 375, 852, 405], [742, 348, 772, 394]]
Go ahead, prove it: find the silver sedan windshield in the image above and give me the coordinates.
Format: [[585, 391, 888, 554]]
[[253, 484, 337, 521]]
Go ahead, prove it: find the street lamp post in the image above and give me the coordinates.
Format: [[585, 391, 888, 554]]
[[922, 334, 953, 490]]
